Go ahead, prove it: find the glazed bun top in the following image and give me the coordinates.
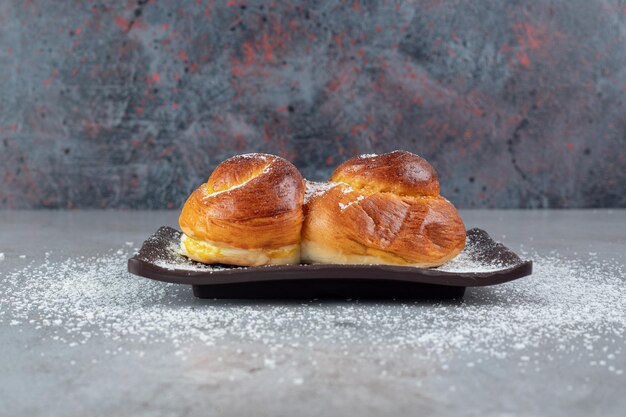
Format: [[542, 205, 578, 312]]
[[330, 150, 440, 197], [199, 153, 305, 221]]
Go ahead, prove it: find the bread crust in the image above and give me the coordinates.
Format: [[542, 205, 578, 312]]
[[302, 151, 465, 267], [332, 151, 440, 197], [179, 154, 305, 255]]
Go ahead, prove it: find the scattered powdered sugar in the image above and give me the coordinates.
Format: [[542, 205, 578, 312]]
[[0, 246, 624, 369], [202, 177, 254, 199], [202, 160, 273, 199], [0, 252, 4, 261], [152, 243, 232, 272], [338, 195, 365, 211], [145, 231, 508, 274], [434, 250, 507, 273], [358, 154, 378, 158], [157, 263, 225, 275], [235, 153, 270, 160], [262, 164, 272, 174], [154, 259, 229, 272], [304, 180, 342, 203], [435, 239, 508, 273]]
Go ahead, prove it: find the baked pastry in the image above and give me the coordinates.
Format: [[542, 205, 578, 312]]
[[301, 151, 466, 267], [179, 153, 305, 266]]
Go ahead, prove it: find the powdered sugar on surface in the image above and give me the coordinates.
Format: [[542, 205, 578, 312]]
[[154, 260, 227, 272], [434, 251, 507, 273], [434, 240, 508, 273], [261, 165, 271, 174], [202, 177, 254, 199], [304, 181, 342, 203], [338, 195, 365, 211], [148, 233, 511, 273], [153, 242, 232, 272], [235, 153, 270, 160], [200, 155, 274, 199], [0, 243, 624, 371]]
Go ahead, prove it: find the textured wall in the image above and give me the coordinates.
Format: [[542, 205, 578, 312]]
[[1, 0, 625, 209]]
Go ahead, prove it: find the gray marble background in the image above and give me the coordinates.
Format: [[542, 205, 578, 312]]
[[1, 0, 625, 208]]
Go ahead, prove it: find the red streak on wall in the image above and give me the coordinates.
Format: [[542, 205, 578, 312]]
[[43, 69, 58, 86], [350, 115, 373, 137], [82, 119, 100, 138], [243, 42, 255, 66], [0, 124, 18, 133], [261, 33, 274, 62], [514, 23, 543, 50], [327, 73, 345, 92], [114, 16, 129, 30], [159, 147, 174, 157], [333, 34, 343, 48], [516, 51, 531, 68], [114, 15, 146, 31]]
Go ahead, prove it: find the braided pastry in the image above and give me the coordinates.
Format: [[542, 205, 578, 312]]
[[301, 151, 466, 267]]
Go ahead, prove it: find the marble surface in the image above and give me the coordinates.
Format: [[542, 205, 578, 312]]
[[0, 210, 625, 417], [2, 0, 626, 209]]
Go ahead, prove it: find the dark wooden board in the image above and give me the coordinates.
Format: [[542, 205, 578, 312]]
[[128, 227, 532, 299]]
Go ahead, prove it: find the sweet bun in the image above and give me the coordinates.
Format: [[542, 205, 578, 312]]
[[179, 153, 305, 266], [301, 151, 466, 267]]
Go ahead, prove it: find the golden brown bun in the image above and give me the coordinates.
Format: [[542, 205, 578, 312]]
[[179, 153, 305, 266], [302, 151, 466, 267]]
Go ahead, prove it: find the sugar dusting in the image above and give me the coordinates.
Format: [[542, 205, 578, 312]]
[[338, 195, 365, 211], [202, 176, 255, 199], [150, 234, 509, 273], [153, 242, 232, 272], [201, 154, 274, 199], [304, 180, 342, 203], [235, 153, 270, 160], [0, 247, 624, 371], [434, 240, 508, 273]]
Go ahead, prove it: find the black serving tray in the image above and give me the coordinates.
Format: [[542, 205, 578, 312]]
[[128, 227, 532, 300]]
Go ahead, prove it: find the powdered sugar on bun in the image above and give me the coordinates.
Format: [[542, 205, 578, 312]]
[[304, 180, 343, 204]]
